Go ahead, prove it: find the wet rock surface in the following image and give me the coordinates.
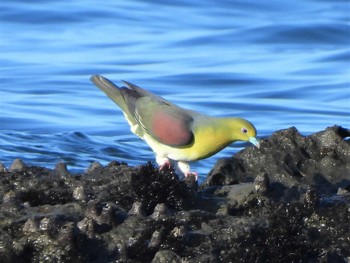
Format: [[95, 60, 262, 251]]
[[0, 126, 349, 263]]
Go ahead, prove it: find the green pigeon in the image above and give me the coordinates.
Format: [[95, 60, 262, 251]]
[[90, 75, 259, 179]]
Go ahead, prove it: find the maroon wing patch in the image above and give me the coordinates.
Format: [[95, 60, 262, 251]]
[[151, 110, 193, 146]]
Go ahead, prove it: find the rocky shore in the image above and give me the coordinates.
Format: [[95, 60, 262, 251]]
[[0, 126, 349, 263]]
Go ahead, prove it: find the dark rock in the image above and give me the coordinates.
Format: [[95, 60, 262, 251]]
[[85, 161, 102, 174], [254, 172, 271, 195], [2, 190, 19, 206], [304, 188, 320, 208], [22, 218, 40, 233], [0, 162, 8, 173], [131, 162, 195, 214], [54, 162, 69, 177], [9, 159, 25, 172], [337, 187, 349, 195], [152, 250, 181, 263], [0, 126, 349, 262], [148, 229, 164, 249], [150, 203, 171, 220], [203, 125, 350, 196], [77, 217, 96, 238], [72, 185, 88, 201], [58, 222, 78, 244], [128, 201, 145, 216]]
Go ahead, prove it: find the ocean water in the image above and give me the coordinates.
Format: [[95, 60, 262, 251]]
[[1, 0, 349, 180]]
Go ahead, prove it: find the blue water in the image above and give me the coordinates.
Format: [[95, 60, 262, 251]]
[[1, 0, 349, 180]]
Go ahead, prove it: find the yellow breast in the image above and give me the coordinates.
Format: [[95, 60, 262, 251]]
[[177, 121, 233, 160], [142, 118, 233, 161]]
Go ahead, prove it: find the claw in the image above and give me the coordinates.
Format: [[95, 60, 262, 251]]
[[176, 161, 198, 181], [158, 158, 171, 171], [156, 156, 171, 171], [184, 171, 198, 181]]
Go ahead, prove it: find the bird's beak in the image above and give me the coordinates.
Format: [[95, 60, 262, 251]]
[[249, 137, 260, 149]]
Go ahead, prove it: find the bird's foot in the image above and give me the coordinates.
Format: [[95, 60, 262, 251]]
[[158, 159, 171, 171], [157, 157, 173, 174], [177, 161, 198, 181], [184, 171, 198, 181]]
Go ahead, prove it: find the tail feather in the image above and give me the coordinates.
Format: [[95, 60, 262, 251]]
[[90, 75, 129, 114], [91, 75, 146, 129]]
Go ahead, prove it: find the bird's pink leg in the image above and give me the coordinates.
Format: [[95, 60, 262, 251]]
[[177, 161, 198, 181], [159, 159, 171, 171], [156, 156, 171, 171]]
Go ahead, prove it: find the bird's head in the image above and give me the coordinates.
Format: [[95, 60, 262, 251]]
[[230, 118, 260, 148]]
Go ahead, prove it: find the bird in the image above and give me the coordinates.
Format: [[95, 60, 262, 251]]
[[90, 75, 259, 179]]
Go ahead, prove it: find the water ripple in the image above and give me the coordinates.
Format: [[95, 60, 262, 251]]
[[1, 0, 349, 179]]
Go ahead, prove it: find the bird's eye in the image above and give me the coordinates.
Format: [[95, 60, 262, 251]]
[[241, 127, 248, 134]]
